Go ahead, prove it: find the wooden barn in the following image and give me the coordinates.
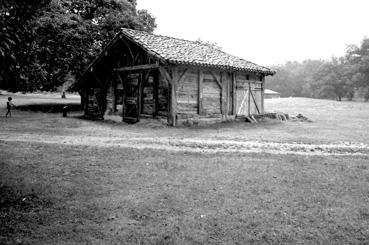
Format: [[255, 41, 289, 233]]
[[75, 28, 275, 126]]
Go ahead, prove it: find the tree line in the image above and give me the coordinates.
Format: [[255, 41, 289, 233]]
[[0, 0, 156, 92], [266, 38, 369, 101]]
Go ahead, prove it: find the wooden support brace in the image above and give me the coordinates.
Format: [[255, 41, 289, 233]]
[[159, 67, 173, 85], [177, 68, 188, 84], [209, 70, 222, 88], [118, 36, 134, 61], [250, 89, 260, 114], [159, 66, 178, 126]]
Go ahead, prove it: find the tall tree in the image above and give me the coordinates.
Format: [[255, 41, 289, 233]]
[[345, 38, 369, 100], [0, 0, 156, 91], [0, 0, 50, 91]]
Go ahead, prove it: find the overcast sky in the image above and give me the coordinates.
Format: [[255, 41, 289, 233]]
[[137, 0, 369, 66]]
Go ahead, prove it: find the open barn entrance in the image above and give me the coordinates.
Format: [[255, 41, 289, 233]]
[[116, 69, 159, 123], [123, 73, 141, 123]]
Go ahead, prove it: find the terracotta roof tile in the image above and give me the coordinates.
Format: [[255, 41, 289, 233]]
[[121, 28, 275, 75]]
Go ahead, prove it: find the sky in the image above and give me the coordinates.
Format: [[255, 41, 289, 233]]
[[137, 0, 369, 66]]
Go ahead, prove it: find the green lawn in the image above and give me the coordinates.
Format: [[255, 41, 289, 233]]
[[1, 94, 369, 244]]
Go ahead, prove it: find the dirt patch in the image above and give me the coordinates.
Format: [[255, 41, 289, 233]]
[[1, 132, 368, 156]]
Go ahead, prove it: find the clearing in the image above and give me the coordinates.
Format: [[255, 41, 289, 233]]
[[1, 93, 369, 244]]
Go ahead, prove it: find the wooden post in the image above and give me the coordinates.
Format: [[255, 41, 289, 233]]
[[198, 70, 204, 115], [153, 70, 159, 118], [232, 72, 237, 115], [170, 67, 178, 126], [117, 72, 125, 120], [137, 72, 142, 121], [221, 72, 227, 118], [261, 77, 264, 114], [248, 81, 251, 116]]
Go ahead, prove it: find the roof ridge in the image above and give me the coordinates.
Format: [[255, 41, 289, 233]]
[[121, 28, 212, 48], [119, 28, 275, 75]]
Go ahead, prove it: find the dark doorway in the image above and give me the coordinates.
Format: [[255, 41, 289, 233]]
[[123, 73, 141, 123]]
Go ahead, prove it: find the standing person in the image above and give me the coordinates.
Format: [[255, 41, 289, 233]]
[[5, 97, 15, 117]]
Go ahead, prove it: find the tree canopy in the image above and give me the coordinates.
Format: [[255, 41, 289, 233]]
[[267, 37, 369, 101], [0, 0, 156, 91]]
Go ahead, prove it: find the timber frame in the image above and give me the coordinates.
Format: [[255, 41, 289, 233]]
[[75, 28, 275, 126]]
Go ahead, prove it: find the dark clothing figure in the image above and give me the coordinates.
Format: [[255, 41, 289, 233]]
[[5, 97, 15, 117], [61, 91, 66, 99]]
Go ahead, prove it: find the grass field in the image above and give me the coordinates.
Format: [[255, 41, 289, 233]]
[[1, 93, 369, 244]]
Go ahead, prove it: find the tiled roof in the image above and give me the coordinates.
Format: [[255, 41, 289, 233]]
[[121, 28, 275, 75]]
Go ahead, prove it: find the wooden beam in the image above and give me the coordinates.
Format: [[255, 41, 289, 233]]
[[137, 72, 142, 121], [114, 64, 160, 72], [177, 68, 188, 84], [118, 36, 134, 61], [221, 72, 227, 117], [250, 89, 260, 114], [132, 52, 140, 65], [166, 67, 178, 126], [261, 81, 264, 114], [159, 67, 172, 85], [159, 66, 178, 126], [232, 72, 237, 115], [248, 82, 251, 116], [209, 70, 222, 88], [153, 71, 159, 117], [198, 70, 204, 115]]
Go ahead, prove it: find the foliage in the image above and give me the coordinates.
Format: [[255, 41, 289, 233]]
[[196, 38, 222, 50], [267, 37, 369, 101], [0, 0, 156, 91], [0, 0, 51, 91]]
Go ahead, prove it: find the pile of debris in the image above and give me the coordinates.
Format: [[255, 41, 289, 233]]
[[263, 112, 312, 122], [263, 112, 289, 121], [290, 113, 313, 122]]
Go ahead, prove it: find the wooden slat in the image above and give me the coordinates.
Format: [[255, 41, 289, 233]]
[[114, 64, 160, 71]]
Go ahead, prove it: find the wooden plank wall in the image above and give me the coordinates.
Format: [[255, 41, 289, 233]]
[[172, 67, 265, 122], [202, 72, 221, 115], [177, 68, 198, 114], [141, 75, 154, 115]]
